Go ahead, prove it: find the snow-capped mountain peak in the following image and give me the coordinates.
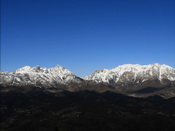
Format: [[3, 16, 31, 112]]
[[1, 65, 83, 87], [14, 65, 72, 75], [84, 64, 175, 84], [14, 65, 50, 73], [48, 65, 72, 75]]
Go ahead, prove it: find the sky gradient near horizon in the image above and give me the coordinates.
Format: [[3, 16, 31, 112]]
[[1, 0, 175, 76]]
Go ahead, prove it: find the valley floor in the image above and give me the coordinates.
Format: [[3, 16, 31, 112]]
[[1, 89, 175, 131]]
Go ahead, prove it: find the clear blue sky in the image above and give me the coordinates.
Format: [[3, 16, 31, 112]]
[[1, 0, 175, 76]]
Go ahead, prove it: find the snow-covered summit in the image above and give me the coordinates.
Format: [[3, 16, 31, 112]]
[[84, 63, 175, 84], [14, 65, 71, 74], [0, 65, 83, 87], [1, 63, 175, 88]]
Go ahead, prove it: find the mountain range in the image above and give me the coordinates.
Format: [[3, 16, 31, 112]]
[[1, 63, 175, 98], [1, 63, 175, 131]]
